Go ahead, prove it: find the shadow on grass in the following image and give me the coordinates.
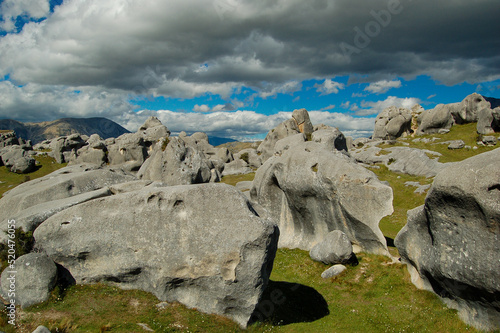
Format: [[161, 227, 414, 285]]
[[249, 281, 329, 326]]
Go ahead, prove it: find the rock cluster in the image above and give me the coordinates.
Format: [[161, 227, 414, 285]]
[[373, 106, 413, 140], [372, 94, 500, 139], [0, 132, 36, 174]]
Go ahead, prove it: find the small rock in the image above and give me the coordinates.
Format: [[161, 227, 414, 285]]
[[310, 230, 356, 265], [156, 301, 171, 310], [482, 136, 498, 146], [32, 326, 51, 333], [447, 140, 465, 149], [137, 323, 154, 331], [321, 264, 347, 279]]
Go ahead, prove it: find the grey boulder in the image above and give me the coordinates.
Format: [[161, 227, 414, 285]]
[[309, 230, 355, 265], [251, 141, 392, 254], [373, 106, 413, 140], [222, 158, 252, 176], [0, 163, 136, 242], [50, 134, 86, 164], [477, 107, 500, 135], [32, 326, 51, 333], [34, 183, 279, 328], [311, 127, 348, 152], [321, 265, 347, 279], [395, 148, 500, 331], [416, 104, 456, 135], [1, 253, 57, 308], [452, 93, 491, 124]]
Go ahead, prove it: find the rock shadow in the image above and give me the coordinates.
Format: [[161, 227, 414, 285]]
[[385, 236, 395, 248], [249, 280, 329, 326]]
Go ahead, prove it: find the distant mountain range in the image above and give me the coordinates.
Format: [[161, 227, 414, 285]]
[[0, 118, 130, 144], [0, 117, 238, 146]]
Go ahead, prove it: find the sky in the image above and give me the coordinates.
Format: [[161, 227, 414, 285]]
[[0, 0, 499, 140]]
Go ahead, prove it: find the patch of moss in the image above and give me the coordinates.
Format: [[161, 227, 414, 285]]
[[161, 137, 170, 151]]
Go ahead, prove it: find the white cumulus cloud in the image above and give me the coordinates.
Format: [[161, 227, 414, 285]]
[[315, 79, 345, 95], [355, 96, 421, 116], [364, 80, 402, 94]]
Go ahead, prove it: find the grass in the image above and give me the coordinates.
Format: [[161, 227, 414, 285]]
[[371, 165, 431, 242], [1, 124, 498, 332], [220, 172, 255, 186], [401, 123, 500, 163], [0, 154, 67, 197], [3, 250, 481, 333]]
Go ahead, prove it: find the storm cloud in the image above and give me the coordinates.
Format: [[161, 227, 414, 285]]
[[0, 0, 499, 139]]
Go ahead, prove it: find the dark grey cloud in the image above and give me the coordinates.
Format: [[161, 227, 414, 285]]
[[1, 0, 498, 95]]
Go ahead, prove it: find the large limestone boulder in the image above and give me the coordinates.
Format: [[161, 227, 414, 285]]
[[477, 107, 500, 135], [309, 230, 355, 265], [137, 137, 213, 185], [34, 183, 279, 328], [69, 134, 108, 166], [251, 141, 393, 254], [292, 108, 314, 138], [50, 134, 86, 164], [222, 158, 252, 176], [395, 148, 500, 331], [311, 127, 348, 152], [1, 253, 57, 308], [257, 119, 300, 163], [107, 133, 148, 172], [373, 106, 413, 140], [257, 108, 315, 163], [452, 93, 491, 124], [416, 104, 456, 135], [384, 147, 449, 178], [0, 164, 136, 242]]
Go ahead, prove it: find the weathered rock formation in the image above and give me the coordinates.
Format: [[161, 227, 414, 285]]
[[0, 145, 36, 174], [416, 104, 456, 135], [477, 107, 500, 135], [395, 148, 500, 331], [257, 109, 314, 162], [0, 164, 136, 242], [34, 183, 279, 328], [373, 106, 413, 140], [137, 136, 215, 185], [251, 141, 393, 254]]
